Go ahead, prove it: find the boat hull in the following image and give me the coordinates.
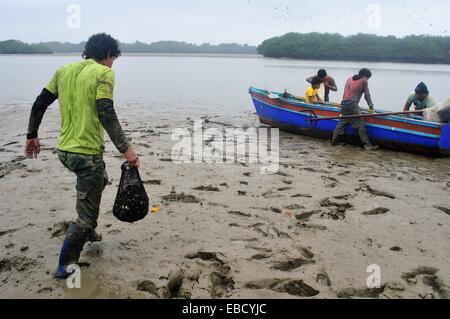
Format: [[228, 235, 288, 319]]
[[250, 87, 450, 156]]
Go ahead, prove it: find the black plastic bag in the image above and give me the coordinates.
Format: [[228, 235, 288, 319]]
[[113, 162, 149, 223]]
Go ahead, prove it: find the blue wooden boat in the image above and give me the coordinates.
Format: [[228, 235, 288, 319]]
[[249, 87, 450, 156]]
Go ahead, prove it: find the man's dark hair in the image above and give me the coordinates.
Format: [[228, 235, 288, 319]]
[[358, 68, 372, 79], [415, 82, 429, 95], [317, 69, 327, 79], [311, 76, 323, 86], [353, 68, 372, 81], [82, 33, 121, 61]]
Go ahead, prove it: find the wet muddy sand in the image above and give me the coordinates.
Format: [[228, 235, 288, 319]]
[[0, 105, 449, 299]]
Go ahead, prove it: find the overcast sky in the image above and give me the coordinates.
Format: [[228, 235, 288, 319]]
[[1, 0, 449, 45]]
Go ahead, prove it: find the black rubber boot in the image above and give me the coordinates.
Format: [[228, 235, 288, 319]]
[[54, 223, 90, 279]]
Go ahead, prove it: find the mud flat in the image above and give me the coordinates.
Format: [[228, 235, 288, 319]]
[[0, 105, 449, 299]]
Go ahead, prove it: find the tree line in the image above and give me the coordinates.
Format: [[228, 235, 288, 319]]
[[0, 40, 257, 55], [257, 33, 450, 64], [0, 40, 52, 54]]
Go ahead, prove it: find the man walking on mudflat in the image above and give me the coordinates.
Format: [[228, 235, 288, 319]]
[[24, 33, 140, 279]]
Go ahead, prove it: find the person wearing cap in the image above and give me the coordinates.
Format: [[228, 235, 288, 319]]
[[404, 82, 437, 112], [306, 69, 337, 102]]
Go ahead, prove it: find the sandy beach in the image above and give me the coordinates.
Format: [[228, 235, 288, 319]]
[[1, 104, 449, 299]]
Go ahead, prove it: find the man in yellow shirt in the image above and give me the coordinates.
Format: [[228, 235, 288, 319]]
[[25, 33, 140, 279], [305, 76, 323, 104]]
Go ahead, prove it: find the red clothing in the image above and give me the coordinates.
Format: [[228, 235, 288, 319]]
[[343, 76, 371, 103]]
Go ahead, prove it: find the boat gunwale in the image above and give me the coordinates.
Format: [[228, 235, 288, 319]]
[[249, 87, 444, 130]]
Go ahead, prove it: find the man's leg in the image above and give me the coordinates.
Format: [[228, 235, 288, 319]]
[[350, 118, 378, 150], [55, 152, 105, 279], [350, 118, 370, 145], [331, 119, 347, 145]]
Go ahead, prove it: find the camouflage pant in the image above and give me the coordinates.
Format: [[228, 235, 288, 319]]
[[58, 151, 108, 232], [332, 100, 371, 146]]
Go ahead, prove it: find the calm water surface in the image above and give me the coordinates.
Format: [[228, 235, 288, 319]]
[[1, 54, 449, 120]]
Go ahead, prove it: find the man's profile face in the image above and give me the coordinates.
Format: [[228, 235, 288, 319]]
[[104, 56, 117, 68]]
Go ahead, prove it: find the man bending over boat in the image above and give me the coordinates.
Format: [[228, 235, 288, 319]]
[[403, 82, 436, 113], [307, 69, 338, 102], [24, 33, 140, 279], [331, 68, 379, 151]]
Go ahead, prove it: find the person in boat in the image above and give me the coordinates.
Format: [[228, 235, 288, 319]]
[[24, 33, 140, 279], [305, 76, 323, 104], [403, 82, 437, 113], [331, 68, 379, 151], [307, 69, 337, 102]]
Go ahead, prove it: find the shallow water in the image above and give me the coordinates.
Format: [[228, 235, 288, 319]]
[[1, 54, 449, 120]]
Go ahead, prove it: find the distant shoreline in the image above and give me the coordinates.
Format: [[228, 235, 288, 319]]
[[2, 52, 450, 66]]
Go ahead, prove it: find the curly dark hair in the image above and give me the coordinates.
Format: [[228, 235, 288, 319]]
[[82, 33, 121, 61], [353, 68, 372, 80]]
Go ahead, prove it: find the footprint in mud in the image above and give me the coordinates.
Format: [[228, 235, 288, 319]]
[[137, 280, 160, 298], [108, 229, 122, 235], [400, 266, 446, 297], [357, 184, 396, 199], [322, 176, 339, 188], [316, 271, 332, 287], [163, 188, 201, 204], [251, 253, 272, 260], [210, 272, 235, 298], [333, 194, 355, 200], [185, 251, 225, 264], [0, 157, 27, 179], [0, 256, 39, 273], [193, 185, 220, 192], [320, 198, 353, 220], [271, 207, 282, 214], [0, 228, 18, 238], [272, 258, 315, 272], [295, 211, 320, 222], [37, 287, 53, 294], [278, 187, 293, 192], [284, 204, 305, 210], [246, 245, 273, 254], [337, 286, 386, 299], [297, 246, 315, 259], [49, 221, 71, 238], [295, 223, 328, 231], [165, 269, 185, 299], [402, 266, 438, 279], [362, 208, 390, 216], [434, 206, 450, 216], [245, 279, 319, 297], [291, 193, 313, 198], [185, 251, 234, 298], [228, 211, 252, 218]]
